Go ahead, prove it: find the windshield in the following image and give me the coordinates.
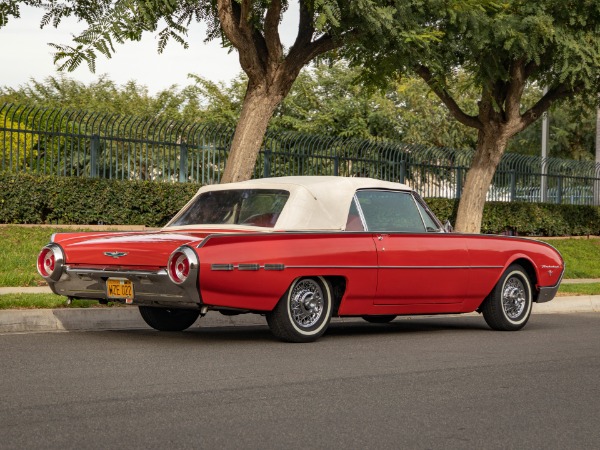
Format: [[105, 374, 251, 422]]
[[168, 189, 290, 227]]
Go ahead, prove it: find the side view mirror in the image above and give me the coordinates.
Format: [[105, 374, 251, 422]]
[[444, 220, 454, 233]]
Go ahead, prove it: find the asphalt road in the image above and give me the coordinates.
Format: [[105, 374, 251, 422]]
[[1, 313, 599, 449]]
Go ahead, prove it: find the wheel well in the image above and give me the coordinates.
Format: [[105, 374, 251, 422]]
[[323, 276, 346, 316], [512, 258, 539, 300]]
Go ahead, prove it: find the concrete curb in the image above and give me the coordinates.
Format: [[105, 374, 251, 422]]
[[533, 296, 600, 314], [0, 309, 267, 334], [0, 296, 598, 334], [0, 287, 53, 295]]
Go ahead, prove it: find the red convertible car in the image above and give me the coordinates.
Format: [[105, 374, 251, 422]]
[[38, 176, 564, 342]]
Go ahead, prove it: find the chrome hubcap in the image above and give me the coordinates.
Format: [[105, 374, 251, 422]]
[[502, 277, 526, 320], [290, 279, 324, 328]]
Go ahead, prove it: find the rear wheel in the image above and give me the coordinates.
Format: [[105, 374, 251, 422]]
[[138, 306, 200, 331], [481, 264, 533, 331], [266, 277, 333, 343], [362, 315, 397, 324]]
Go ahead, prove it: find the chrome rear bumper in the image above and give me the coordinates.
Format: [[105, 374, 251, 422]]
[[49, 266, 201, 309]]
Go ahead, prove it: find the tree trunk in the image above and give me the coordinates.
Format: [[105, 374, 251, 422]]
[[220, 86, 282, 183], [454, 129, 509, 233]]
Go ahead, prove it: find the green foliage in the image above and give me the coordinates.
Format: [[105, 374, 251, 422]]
[[509, 94, 599, 161], [1, 173, 598, 237], [0, 174, 199, 227], [0, 112, 38, 170], [0, 74, 211, 124], [2, 66, 595, 162], [273, 63, 478, 148], [26, 0, 373, 74], [427, 198, 600, 237]]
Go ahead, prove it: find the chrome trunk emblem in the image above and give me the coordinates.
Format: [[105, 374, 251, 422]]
[[104, 251, 128, 259]]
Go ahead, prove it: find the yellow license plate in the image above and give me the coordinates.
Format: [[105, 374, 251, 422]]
[[107, 278, 134, 299]]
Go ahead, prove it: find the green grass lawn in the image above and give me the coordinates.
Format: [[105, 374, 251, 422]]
[[0, 293, 124, 309], [538, 238, 600, 279], [0, 226, 96, 287], [557, 283, 600, 296]]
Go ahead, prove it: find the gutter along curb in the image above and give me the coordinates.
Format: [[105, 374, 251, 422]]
[[0, 296, 598, 334]]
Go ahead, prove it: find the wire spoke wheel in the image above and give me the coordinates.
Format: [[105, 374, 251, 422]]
[[289, 279, 324, 328], [502, 277, 527, 320], [481, 264, 533, 331], [267, 276, 333, 343]]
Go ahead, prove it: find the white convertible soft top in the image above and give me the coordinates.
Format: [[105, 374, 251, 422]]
[[168, 176, 412, 231]]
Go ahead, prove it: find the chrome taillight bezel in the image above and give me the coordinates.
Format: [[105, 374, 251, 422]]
[[37, 244, 65, 282], [167, 246, 199, 285]]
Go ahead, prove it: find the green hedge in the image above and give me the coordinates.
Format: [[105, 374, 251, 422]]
[[1, 174, 599, 235], [0, 174, 199, 227], [427, 198, 600, 236]]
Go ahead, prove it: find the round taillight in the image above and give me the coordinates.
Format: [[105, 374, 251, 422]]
[[170, 252, 189, 283], [37, 244, 64, 281], [167, 246, 198, 285]]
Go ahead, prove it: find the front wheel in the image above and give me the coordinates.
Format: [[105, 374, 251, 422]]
[[481, 264, 533, 331], [139, 306, 200, 331], [266, 277, 333, 343]]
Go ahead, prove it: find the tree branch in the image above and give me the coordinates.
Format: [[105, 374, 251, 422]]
[[518, 82, 579, 132], [263, 0, 283, 64], [290, 0, 315, 51], [416, 65, 482, 130], [217, 0, 265, 79]]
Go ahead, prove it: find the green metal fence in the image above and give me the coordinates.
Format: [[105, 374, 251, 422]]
[[2, 102, 600, 205]]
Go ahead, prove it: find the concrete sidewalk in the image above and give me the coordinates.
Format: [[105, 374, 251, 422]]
[[0, 292, 598, 334]]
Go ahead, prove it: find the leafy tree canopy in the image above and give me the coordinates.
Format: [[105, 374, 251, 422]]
[[345, 0, 600, 232]]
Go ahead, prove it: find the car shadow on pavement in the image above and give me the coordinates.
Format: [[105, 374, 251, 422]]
[[327, 316, 491, 337], [94, 316, 498, 344]]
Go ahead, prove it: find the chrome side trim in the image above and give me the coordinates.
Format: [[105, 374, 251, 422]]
[[209, 264, 503, 271], [211, 264, 234, 271]]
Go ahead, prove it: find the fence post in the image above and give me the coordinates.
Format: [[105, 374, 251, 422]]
[[263, 149, 271, 178], [90, 134, 100, 178], [510, 170, 516, 202], [179, 143, 188, 183], [557, 176, 563, 204], [399, 161, 406, 184], [333, 156, 339, 176], [456, 167, 463, 199], [595, 169, 600, 206]]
